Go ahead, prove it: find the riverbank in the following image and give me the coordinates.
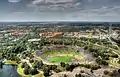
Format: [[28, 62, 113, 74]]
[[3, 60, 18, 65]]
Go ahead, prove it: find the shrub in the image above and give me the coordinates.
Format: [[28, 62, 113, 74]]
[[104, 70, 109, 75]]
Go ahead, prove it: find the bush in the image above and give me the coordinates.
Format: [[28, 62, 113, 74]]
[[24, 67, 29, 75], [118, 69, 120, 73], [54, 69, 62, 73], [33, 60, 43, 69], [104, 70, 109, 75], [49, 65, 57, 70], [43, 67, 50, 76], [75, 73, 83, 77], [80, 70, 85, 73], [29, 59, 34, 63], [60, 62, 66, 67], [111, 54, 118, 58], [91, 65, 101, 70], [21, 62, 27, 68], [117, 60, 120, 64], [24, 64, 30, 70], [64, 74, 67, 77]]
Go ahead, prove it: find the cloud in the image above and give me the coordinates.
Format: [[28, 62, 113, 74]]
[[32, 0, 74, 4], [29, 0, 120, 12], [32, 0, 44, 4], [8, 0, 21, 3], [2, 0, 120, 21], [29, 0, 82, 11]]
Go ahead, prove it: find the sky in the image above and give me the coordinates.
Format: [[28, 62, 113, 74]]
[[0, 0, 120, 22]]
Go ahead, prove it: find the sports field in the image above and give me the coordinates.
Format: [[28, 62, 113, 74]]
[[39, 47, 85, 64], [48, 56, 72, 63]]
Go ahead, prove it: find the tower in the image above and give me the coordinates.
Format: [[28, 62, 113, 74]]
[[108, 24, 112, 36]]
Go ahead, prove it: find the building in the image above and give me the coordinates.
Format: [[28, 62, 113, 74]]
[[40, 32, 64, 38]]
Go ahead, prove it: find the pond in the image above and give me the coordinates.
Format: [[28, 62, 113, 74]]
[[0, 65, 21, 77]]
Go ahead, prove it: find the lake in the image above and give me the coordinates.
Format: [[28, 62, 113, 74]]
[[0, 65, 21, 77]]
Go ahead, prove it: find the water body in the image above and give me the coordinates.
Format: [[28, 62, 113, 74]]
[[0, 65, 21, 77]]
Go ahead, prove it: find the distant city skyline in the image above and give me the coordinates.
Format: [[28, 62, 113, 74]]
[[1, 0, 120, 22]]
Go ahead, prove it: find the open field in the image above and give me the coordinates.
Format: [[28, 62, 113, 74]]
[[48, 56, 72, 63]]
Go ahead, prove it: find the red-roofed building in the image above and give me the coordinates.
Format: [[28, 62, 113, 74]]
[[40, 32, 64, 38]]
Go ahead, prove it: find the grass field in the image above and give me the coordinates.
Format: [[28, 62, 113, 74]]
[[48, 56, 72, 63]]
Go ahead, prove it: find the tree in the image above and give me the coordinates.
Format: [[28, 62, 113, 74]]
[[92, 52, 98, 57], [65, 64, 71, 71], [33, 60, 43, 69], [96, 58, 108, 65], [54, 69, 62, 73], [112, 70, 118, 75], [101, 60, 108, 65], [64, 74, 67, 77], [118, 69, 120, 73], [104, 70, 109, 75], [80, 70, 84, 73], [29, 68, 39, 75], [29, 59, 34, 63], [43, 67, 50, 76], [117, 60, 120, 64], [75, 73, 83, 77], [111, 54, 118, 58], [24, 67, 30, 75], [0, 61, 3, 68], [84, 46, 88, 50], [90, 69, 93, 73], [60, 62, 66, 67], [91, 65, 101, 70], [21, 62, 27, 68], [24, 64, 30, 70], [49, 65, 57, 70]]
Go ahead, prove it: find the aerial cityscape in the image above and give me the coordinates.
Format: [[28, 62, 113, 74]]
[[0, 22, 120, 77], [1, 0, 120, 77]]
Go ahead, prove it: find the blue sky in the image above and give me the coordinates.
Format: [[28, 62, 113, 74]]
[[0, 0, 120, 22]]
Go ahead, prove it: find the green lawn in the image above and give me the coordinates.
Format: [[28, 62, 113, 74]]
[[48, 56, 72, 63], [3, 60, 18, 65]]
